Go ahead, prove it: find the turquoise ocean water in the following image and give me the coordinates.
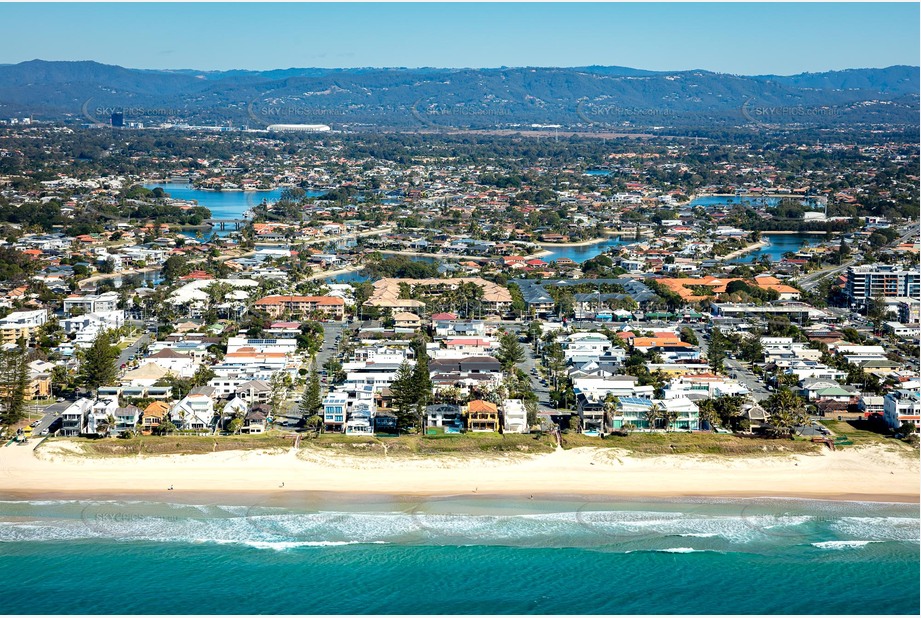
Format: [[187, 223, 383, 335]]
[[0, 496, 917, 614]]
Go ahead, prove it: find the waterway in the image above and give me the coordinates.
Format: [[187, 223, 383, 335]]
[[731, 233, 824, 264], [689, 195, 824, 209], [538, 236, 634, 263], [142, 183, 323, 238]]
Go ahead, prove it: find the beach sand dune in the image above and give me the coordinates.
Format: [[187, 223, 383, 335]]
[[1, 440, 917, 502]]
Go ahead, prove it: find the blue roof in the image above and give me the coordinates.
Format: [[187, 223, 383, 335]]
[[618, 397, 653, 407]]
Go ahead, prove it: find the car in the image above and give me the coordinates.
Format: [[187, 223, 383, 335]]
[[40, 429, 49, 436], [30, 420, 40, 427]]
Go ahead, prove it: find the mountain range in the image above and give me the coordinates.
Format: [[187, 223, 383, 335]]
[[0, 60, 917, 130]]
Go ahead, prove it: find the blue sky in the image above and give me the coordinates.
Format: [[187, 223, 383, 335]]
[[1, 2, 917, 74]]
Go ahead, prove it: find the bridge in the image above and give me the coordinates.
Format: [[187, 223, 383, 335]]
[[205, 218, 248, 230]]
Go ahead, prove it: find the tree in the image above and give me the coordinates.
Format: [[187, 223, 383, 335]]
[[645, 404, 661, 431], [389, 361, 417, 430], [303, 414, 324, 434], [155, 420, 177, 435], [602, 393, 619, 432], [267, 373, 286, 416], [228, 417, 244, 434], [495, 331, 525, 373], [191, 364, 215, 388], [764, 389, 807, 437], [78, 331, 119, 393], [698, 399, 717, 430], [867, 293, 888, 331], [0, 343, 29, 425], [680, 327, 699, 347], [661, 408, 679, 432], [525, 398, 538, 429], [161, 254, 188, 283], [301, 364, 323, 419], [708, 327, 728, 374], [96, 413, 116, 437]]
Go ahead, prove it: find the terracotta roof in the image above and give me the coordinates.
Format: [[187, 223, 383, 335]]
[[467, 400, 498, 414]]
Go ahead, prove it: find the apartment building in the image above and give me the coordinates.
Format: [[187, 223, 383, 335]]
[[844, 264, 920, 305], [883, 389, 920, 432], [0, 309, 48, 344], [254, 295, 345, 320], [63, 292, 119, 316]]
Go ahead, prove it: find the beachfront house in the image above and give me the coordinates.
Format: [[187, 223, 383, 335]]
[[345, 402, 375, 435], [59, 398, 94, 436], [141, 401, 170, 433], [466, 400, 499, 432], [114, 406, 142, 434], [503, 399, 529, 434], [322, 392, 348, 432], [884, 389, 920, 432], [169, 394, 215, 432], [426, 404, 464, 430]]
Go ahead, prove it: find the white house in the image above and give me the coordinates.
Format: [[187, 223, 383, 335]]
[[146, 349, 198, 378], [63, 292, 119, 316], [61, 310, 125, 348], [503, 399, 529, 434], [169, 394, 215, 431], [883, 390, 920, 432], [85, 396, 119, 436]]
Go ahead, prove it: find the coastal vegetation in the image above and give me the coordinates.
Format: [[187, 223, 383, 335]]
[[36, 428, 836, 459]]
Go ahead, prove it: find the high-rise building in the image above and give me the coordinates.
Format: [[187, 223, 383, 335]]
[[844, 264, 920, 304], [111, 112, 124, 127]]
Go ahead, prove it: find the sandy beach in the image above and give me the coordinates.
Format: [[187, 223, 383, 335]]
[[304, 264, 364, 281], [1, 440, 917, 502], [718, 239, 769, 261]]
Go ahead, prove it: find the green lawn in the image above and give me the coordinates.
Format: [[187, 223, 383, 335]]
[[301, 431, 558, 456], [44, 429, 834, 459], [47, 433, 296, 457], [818, 419, 913, 450], [561, 431, 822, 456]]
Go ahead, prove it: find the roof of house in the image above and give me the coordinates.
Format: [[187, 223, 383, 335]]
[[255, 295, 345, 306], [123, 363, 169, 380], [144, 401, 170, 416], [467, 400, 498, 414]]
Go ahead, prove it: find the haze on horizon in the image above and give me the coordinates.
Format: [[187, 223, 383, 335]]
[[0, 2, 918, 75]]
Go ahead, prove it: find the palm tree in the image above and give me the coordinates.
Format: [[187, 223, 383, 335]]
[[645, 404, 661, 431], [662, 409, 679, 433], [97, 413, 116, 437], [698, 399, 717, 431], [764, 389, 805, 437], [602, 393, 619, 432]]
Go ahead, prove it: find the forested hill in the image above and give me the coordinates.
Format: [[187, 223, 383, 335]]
[[0, 60, 917, 129]]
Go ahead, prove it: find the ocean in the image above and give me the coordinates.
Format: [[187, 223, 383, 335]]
[[0, 496, 918, 614]]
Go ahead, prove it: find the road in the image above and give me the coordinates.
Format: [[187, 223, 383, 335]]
[[519, 335, 554, 413], [724, 358, 770, 402], [797, 223, 919, 292], [797, 258, 857, 292], [25, 401, 69, 437], [118, 334, 151, 370], [276, 321, 348, 424], [315, 322, 347, 372]]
